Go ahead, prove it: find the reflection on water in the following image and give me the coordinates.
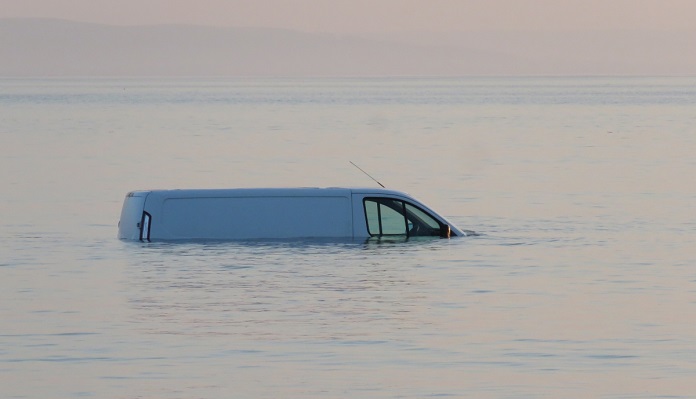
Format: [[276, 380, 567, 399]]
[[1, 77, 695, 398]]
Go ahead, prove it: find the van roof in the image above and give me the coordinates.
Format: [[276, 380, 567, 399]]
[[139, 187, 410, 198]]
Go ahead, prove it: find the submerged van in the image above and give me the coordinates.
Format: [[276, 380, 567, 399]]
[[118, 187, 471, 241]]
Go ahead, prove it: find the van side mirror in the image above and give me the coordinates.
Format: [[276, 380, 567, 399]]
[[440, 224, 451, 238]]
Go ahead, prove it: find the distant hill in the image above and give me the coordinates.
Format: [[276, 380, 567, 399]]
[[1, 18, 694, 76]]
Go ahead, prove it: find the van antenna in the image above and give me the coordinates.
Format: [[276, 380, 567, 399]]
[[350, 161, 385, 188]]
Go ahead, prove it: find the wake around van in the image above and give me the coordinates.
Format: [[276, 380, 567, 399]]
[[118, 187, 471, 241]]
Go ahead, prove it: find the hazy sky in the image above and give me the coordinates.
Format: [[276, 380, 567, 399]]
[[2, 0, 696, 32]]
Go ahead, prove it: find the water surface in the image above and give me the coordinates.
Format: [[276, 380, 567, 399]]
[[1, 77, 695, 398]]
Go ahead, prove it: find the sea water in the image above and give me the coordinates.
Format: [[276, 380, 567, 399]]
[[1, 77, 695, 398]]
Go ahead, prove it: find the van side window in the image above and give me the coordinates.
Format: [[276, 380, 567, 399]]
[[404, 203, 441, 233], [364, 200, 381, 236], [363, 198, 446, 237]]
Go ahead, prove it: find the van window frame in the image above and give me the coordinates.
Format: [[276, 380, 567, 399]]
[[139, 211, 152, 242], [362, 197, 449, 238]]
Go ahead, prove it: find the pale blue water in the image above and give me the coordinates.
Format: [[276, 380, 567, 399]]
[[1, 77, 695, 398]]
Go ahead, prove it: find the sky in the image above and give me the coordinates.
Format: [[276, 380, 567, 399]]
[[2, 0, 696, 33]]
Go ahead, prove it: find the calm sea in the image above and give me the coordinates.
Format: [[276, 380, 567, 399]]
[[1, 77, 695, 398]]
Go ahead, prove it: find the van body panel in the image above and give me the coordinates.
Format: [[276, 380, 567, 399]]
[[156, 195, 351, 240], [118, 187, 468, 241]]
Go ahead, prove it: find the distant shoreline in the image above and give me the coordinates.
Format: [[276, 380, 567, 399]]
[[2, 19, 695, 77]]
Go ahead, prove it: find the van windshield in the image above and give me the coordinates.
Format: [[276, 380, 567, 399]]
[[363, 198, 447, 237]]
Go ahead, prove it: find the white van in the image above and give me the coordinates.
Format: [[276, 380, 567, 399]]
[[118, 187, 471, 241]]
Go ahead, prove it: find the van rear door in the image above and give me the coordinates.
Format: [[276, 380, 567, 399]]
[[118, 191, 150, 240]]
